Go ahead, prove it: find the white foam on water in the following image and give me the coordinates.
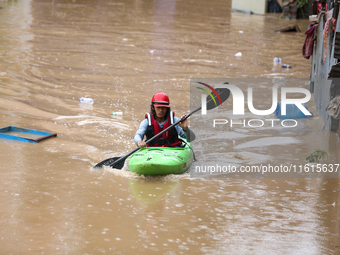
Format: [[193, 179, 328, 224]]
[[92, 165, 191, 181], [76, 119, 130, 129], [182, 59, 219, 63], [55, 115, 90, 119], [55, 115, 130, 129]]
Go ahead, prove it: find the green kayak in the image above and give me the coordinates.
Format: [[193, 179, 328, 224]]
[[128, 139, 193, 175]]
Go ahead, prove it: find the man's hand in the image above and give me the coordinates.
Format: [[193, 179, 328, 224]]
[[137, 140, 146, 148], [179, 115, 188, 131]]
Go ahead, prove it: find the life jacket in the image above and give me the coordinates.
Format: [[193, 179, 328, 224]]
[[145, 111, 182, 147]]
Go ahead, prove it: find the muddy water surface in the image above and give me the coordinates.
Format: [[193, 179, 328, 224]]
[[0, 0, 340, 254]]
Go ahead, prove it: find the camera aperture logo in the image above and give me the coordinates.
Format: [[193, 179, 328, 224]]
[[196, 82, 223, 108], [196, 81, 312, 129]]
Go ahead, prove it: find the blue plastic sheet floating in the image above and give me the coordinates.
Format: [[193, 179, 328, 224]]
[[0, 126, 57, 143]]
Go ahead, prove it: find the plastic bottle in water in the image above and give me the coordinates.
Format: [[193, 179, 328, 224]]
[[111, 111, 123, 116], [275, 101, 312, 119], [273, 57, 282, 63], [79, 97, 94, 104], [282, 64, 292, 68]]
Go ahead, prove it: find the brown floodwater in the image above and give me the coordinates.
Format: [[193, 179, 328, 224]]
[[0, 0, 339, 254]]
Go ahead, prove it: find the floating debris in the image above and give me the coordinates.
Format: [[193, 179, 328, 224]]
[[276, 25, 301, 33]]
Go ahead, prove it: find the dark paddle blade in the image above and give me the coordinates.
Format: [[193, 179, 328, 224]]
[[207, 87, 230, 110], [93, 157, 125, 169]]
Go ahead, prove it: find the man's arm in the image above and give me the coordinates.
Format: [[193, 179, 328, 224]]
[[133, 119, 148, 147]]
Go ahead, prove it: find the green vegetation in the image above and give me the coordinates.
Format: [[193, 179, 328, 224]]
[[306, 149, 328, 163], [297, 0, 309, 9]]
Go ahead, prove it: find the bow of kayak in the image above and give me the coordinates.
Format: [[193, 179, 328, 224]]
[[128, 142, 193, 175]]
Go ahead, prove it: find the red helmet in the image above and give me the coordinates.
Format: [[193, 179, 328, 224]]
[[152, 92, 170, 107]]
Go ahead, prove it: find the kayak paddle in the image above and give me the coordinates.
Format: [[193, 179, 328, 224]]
[[93, 83, 230, 169]]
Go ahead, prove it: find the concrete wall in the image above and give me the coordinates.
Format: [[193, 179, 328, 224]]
[[231, 0, 267, 14]]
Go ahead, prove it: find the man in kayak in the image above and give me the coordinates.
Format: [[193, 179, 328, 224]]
[[134, 92, 195, 148]]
